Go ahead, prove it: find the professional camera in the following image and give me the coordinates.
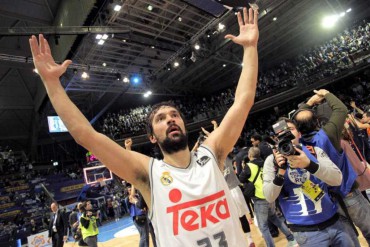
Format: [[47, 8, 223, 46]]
[[272, 120, 298, 156], [86, 210, 97, 217]]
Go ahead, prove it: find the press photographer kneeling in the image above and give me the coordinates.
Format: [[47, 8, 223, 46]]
[[79, 201, 99, 247]]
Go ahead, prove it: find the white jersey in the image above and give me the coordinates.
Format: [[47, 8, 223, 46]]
[[149, 145, 245, 247]]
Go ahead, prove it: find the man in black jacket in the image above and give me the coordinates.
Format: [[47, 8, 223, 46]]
[[48, 202, 68, 247]]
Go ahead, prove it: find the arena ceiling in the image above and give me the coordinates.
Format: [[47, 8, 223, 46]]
[[0, 0, 369, 156]]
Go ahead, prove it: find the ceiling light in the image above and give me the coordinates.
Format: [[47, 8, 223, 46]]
[[249, 3, 259, 10], [194, 44, 200, 50], [151, 46, 155, 49], [114, 5, 122, 12], [81, 72, 89, 79], [96, 34, 102, 40], [98, 40, 105, 45], [144, 93, 149, 98], [174, 61, 179, 67], [131, 75, 141, 84], [102, 34, 108, 40], [321, 15, 339, 28], [223, 64, 226, 67], [147, 5, 153, 11], [346, 8, 351, 13], [178, 17, 182, 22], [218, 23, 225, 31], [122, 39, 126, 42], [102, 63, 106, 67], [339, 12, 345, 17], [123, 77, 130, 83], [147, 91, 152, 95], [273, 17, 277, 21]]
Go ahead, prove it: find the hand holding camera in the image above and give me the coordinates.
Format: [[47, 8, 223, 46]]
[[86, 211, 96, 217], [273, 149, 288, 170], [284, 147, 310, 169]]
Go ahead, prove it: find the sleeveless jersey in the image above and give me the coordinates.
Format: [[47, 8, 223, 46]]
[[300, 129, 357, 197], [149, 145, 245, 247]]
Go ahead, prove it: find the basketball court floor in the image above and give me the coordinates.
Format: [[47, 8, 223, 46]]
[[64, 215, 367, 247]]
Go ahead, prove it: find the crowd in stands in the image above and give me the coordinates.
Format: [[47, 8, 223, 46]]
[[0, 15, 369, 247], [0, 154, 85, 245], [0, 152, 134, 245], [101, 19, 370, 140]]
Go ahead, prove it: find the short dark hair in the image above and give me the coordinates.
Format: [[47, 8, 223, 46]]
[[145, 101, 184, 137], [251, 133, 262, 141], [364, 112, 370, 118]]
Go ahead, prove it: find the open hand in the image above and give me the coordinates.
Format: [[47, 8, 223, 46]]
[[225, 8, 259, 48], [29, 34, 71, 82]]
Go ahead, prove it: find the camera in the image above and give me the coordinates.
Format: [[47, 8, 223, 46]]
[[87, 210, 97, 217], [272, 120, 298, 156]]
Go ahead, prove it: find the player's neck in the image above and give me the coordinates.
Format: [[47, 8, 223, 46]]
[[163, 148, 191, 168]]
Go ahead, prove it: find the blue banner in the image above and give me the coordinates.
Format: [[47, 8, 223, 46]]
[[46, 179, 85, 201]]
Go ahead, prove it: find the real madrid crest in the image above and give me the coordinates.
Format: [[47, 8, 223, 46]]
[[160, 171, 173, 186]]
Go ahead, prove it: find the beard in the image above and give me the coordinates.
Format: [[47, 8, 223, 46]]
[[157, 126, 188, 154]]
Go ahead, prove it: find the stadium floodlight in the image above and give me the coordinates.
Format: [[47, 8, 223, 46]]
[[123, 77, 130, 83], [321, 15, 339, 28], [81, 72, 89, 79], [114, 4, 122, 12]]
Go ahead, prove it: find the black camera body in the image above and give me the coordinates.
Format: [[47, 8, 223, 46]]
[[86, 210, 97, 217], [272, 120, 298, 156]]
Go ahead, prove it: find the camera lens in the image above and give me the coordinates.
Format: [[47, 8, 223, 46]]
[[279, 141, 294, 156]]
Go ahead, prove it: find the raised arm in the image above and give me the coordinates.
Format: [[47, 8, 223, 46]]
[[350, 101, 364, 115], [204, 8, 259, 168], [29, 35, 150, 198]]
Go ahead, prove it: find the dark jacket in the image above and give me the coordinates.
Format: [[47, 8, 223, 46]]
[[239, 158, 264, 183], [258, 142, 273, 161], [48, 209, 68, 238]]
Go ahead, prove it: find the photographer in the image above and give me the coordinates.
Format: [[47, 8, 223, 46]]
[[240, 147, 297, 247], [128, 186, 150, 247], [79, 201, 99, 247], [263, 118, 357, 246], [125, 139, 156, 247], [292, 89, 370, 245]]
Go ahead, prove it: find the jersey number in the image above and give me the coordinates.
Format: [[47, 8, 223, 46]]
[[197, 231, 228, 247]]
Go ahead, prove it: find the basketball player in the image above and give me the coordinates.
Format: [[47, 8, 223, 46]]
[[29, 7, 259, 246]]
